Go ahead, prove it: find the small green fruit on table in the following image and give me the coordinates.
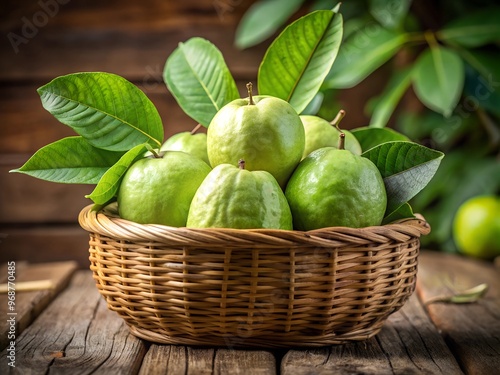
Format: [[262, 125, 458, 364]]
[[453, 195, 500, 260]]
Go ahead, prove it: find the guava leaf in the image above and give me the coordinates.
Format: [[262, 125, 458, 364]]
[[351, 127, 409, 152], [382, 202, 416, 225], [437, 7, 500, 48], [368, 67, 413, 128], [459, 49, 500, 117], [37, 73, 163, 151], [164, 37, 239, 127], [10, 136, 123, 184], [324, 26, 407, 89], [257, 9, 343, 114], [86, 143, 147, 205], [425, 283, 489, 305], [362, 141, 444, 213], [412, 46, 464, 117], [234, 0, 304, 50]]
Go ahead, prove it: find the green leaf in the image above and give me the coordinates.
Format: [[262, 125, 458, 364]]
[[164, 37, 239, 127], [351, 127, 410, 152], [369, 0, 412, 30], [412, 46, 464, 117], [369, 67, 413, 128], [459, 49, 500, 116], [324, 26, 407, 89], [425, 283, 489, 305], [362, 141, 444, 213], [10, 136, 123, 184], [437, 7, 500, 48], [382, 202, 415, 225], [234, 0, 304, 50], [412, 153, 500, 248], [86, 143, 147, 205], [459, 49, 500, 83], [37, 73, 163, 151], [258, 9, 343, 114], [300, 92, 324, 115]]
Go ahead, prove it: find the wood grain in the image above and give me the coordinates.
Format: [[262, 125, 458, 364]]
[[139, 346, 277, 375], [0, 252, 498, 374], [417, 251, 500, 375], [1, 0, 266, 82], [0, 224, 90, 268], [0, 261, 77, 350], [281, 291, 464, 375], [2, 270, 147, 374]]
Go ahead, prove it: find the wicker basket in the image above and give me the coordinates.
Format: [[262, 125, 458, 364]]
[[78, 203, 430, 348]]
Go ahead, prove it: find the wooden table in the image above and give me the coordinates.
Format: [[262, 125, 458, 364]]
[[1, 251, 499, 374]]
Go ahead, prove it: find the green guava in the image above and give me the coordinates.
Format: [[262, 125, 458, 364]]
[[207, 83, 305, 188], [300, 115, 362, 158], [187, 160, 293, 229], [117, 151, 211, 226], [160, 126, 209, 165], [285, 147, 387, 230], [453, 195, 500, 260]]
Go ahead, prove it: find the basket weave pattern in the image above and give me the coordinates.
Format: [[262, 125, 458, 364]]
[[79, 204, 430, 348]]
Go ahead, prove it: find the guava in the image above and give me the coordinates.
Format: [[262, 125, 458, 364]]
[[160, 125, 209, 165], [300, 113, 362, 158], [117, 151, 211, 226], [207, 83, 305, 188], [187, 160, 293, 230], [453, 195, 500, 260], [285, 143, 387, 230]]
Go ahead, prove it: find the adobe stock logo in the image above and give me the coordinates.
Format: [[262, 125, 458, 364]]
[[7, 0, 70, 54]]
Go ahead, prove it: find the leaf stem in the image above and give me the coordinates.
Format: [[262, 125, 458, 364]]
[[145, 143, 162, 158], [424, 31, 439, 49], [246, 82, 255, 105], [191, 124, 202, 135]]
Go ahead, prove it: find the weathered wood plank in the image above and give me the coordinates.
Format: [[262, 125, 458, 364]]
[[139, 346, 213, 375], [0, 224, 92, 268], [417, 251, 500, 375], [139, 345, 277, 375], [1, 271, 147, 374], [0, 162, 91, 224], [1, 0, 266, 82], [214, 349, 276, 375], [281, 259, 465, 374], [0, 261, 78, 351]]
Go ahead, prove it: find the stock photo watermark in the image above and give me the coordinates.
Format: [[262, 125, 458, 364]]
[[6, 0, 70, 54], [213, 0, 244, 21], [5, 261, 17, 368]]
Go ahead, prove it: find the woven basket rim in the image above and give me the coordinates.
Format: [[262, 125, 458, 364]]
[[78, 203, 431, 246]]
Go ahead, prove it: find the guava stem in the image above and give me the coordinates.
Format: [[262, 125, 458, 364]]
[[338, 133, 346, 150], [191, 123, 202, 135], [145, 143, 162, 158], [246, 82, 255, 105], [238, 159, 246, 169], [330, 109, 346, 129]]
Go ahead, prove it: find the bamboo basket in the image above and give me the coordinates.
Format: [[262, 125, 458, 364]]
[[78, 203, 430, 348]]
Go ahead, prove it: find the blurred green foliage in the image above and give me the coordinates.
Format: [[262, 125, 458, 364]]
[[235, 0, 500, 253]]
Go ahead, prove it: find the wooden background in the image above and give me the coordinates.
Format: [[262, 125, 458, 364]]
[[0, 0, 382, 268]]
